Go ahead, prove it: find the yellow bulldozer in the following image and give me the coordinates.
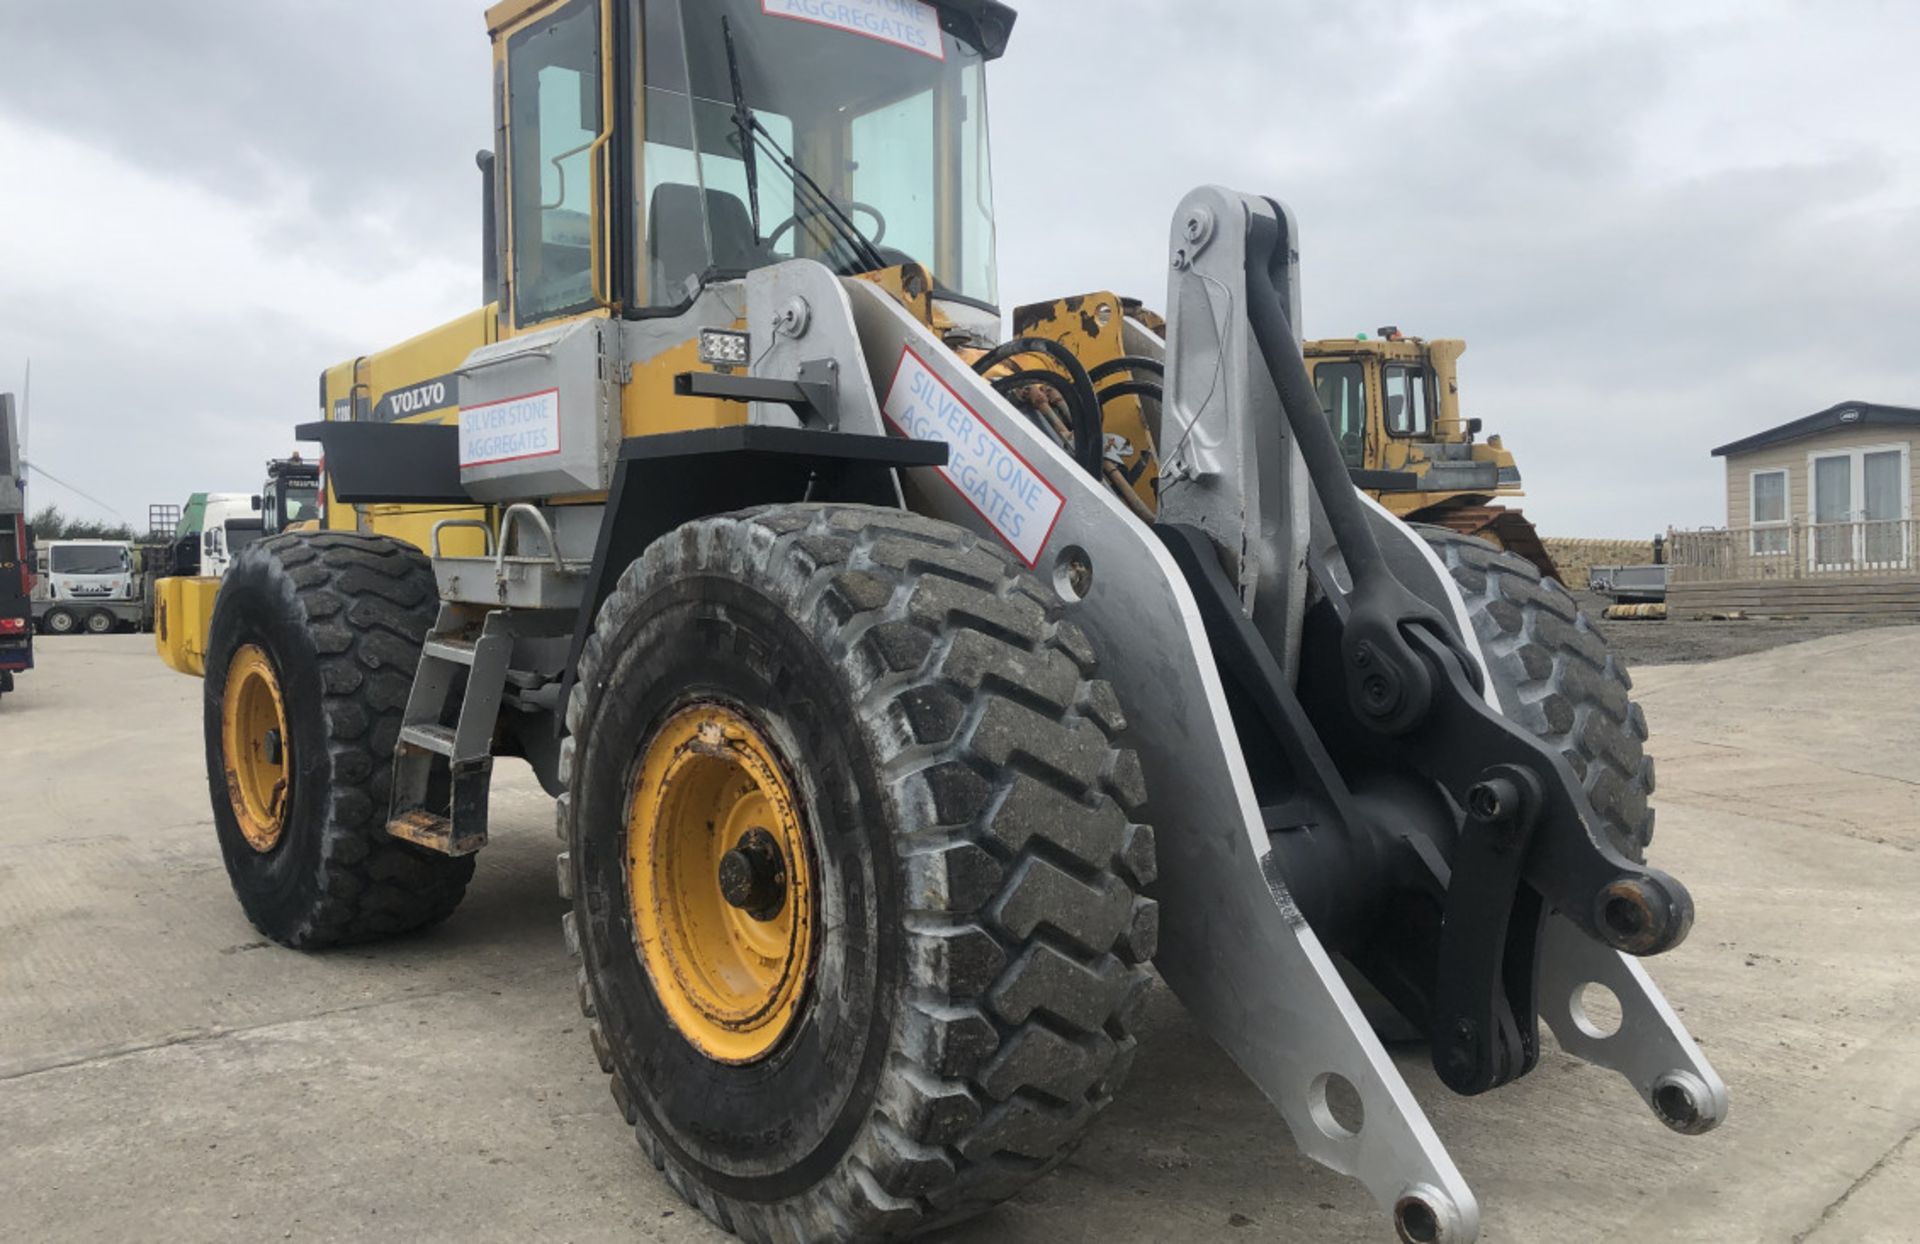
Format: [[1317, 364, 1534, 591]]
[[1307, 328, 1560, 580], [156, 3, 1723, 1241]]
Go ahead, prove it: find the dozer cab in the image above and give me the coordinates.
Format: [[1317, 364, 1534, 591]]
[[1308, 330, 1561, 580], [159, 3, 1724, 1240]]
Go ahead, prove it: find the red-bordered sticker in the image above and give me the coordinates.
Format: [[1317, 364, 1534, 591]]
[[883, 346, 1065, 567], [460, 388, 563, 468], [762, 0, 946, 62]]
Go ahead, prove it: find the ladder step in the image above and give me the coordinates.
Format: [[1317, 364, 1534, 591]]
[[422, 636, 478, 666], [399, 723, 457, 756], [386, 808, 487, 857]]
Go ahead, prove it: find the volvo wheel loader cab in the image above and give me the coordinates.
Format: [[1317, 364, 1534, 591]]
[[1307, 330, 1560, 580], [178, 3, 1726, 1240]]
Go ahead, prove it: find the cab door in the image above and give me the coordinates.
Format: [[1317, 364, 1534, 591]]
[[1311, 358, 1369, 470], [494, 0, 618, 332]]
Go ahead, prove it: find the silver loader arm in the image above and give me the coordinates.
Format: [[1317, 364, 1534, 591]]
[[835, 270, 1481, 1240]]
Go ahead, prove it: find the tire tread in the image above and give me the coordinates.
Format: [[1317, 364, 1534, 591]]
[[561, 505, 1157, 1241], [1420, 526, 1656, 856], [213, 531, 472, 947]]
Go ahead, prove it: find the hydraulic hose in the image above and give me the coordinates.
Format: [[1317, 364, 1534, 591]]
[[991, 369, 1090, 452], [972, 338, 1104, 477], [1097, 380, 1165, 407], [1088, 355, 1165, 385]]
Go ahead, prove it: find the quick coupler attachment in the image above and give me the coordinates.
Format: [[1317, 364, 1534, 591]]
[[1230, 199, 1701, 1100]]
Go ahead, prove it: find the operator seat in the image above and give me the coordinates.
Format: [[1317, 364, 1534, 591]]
[[648, 185, 764, 298]]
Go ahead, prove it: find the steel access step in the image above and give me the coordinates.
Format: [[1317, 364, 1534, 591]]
[[386, 604, 515, 856], [421, 635, 479, 666], [398, 722, 458, 757], [386, 806, 488, 858]]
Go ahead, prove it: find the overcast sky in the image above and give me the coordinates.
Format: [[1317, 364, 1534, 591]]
[[3, 0, 1916, 538]]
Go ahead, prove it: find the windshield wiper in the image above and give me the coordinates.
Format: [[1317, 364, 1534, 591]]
[[746, 123, 889, 275], [720, 17, 761, 239], [717, 19, 888, 275]]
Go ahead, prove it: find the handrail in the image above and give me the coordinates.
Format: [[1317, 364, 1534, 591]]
[[495, 504, 567, 578], [431, 519, 495, 559], [1667, 518, 1918, 582]]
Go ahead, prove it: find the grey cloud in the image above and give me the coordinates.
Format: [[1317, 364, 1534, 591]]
[[0, 1, 491, 269], [991, 1, 1920, 535], [4, 0, 1918, 539]]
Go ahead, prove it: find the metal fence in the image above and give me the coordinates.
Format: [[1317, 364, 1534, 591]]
[[1667, 519, 1920, 583]]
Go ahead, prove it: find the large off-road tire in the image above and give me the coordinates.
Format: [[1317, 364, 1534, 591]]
[[204, 531, 473, 947], [84, 608, 117, 635], [1420, 527, 1655, 857], [561, 505, 1158, 1242], [41, 607, 76, 636]]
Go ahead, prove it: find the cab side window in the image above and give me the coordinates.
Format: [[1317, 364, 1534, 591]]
[[1383, 365, 1430, 437], [508, 0, 603, 324]]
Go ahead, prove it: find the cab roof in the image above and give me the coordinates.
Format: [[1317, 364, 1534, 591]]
[[485, 0, 1017, 58], [1304, 337, 1464, 359]]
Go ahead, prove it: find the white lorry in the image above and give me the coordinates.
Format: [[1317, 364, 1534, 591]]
[[193, 493, 266, 580], [32, 539, 143, 635]]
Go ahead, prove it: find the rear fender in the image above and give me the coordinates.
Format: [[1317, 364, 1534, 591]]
[[155, 576, 221, 677]]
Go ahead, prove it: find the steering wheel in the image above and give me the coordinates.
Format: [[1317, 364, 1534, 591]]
[[763, 201, 888, 255]]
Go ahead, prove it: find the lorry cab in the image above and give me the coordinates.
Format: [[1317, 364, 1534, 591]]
[[197, 494, 266, 580], [37, 541, 135, 601], [32, 540, 137, 636]]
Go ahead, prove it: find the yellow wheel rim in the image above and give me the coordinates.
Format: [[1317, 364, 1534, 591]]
[[627, 703, 815, 1065], [221, 644, 292, 853]]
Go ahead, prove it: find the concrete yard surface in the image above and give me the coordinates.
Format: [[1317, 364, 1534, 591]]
[[2, 631, 1918, 1242]]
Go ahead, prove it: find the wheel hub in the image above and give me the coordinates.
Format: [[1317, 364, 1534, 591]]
[[220, 644, 291, 853], [627, 704, 815, 1065], [717, 828, 788, 921]]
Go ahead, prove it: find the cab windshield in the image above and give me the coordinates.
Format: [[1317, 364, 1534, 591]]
[[642, 0, 999, 308], [268, 482, 321, 528], [50, 545, 129, 576], [286, 485, 321, 523]]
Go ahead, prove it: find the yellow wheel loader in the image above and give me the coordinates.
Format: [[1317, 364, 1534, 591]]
[[1307, 330, 1561, 580], [160, 3, 1725, 1240]]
